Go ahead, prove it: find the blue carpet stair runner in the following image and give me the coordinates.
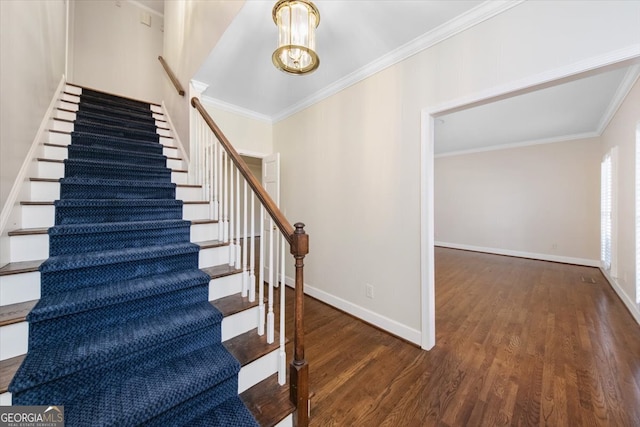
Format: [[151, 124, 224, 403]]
[[9, 88, 259, 426]]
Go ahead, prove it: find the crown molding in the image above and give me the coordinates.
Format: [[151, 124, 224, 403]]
[[434, 131, 600, 158], [190, 79, 209, 96], [201, 95, 273, 123], [128, 1, 164, 18], [596, 64, 640, 134], [271, 0, 525, 122]]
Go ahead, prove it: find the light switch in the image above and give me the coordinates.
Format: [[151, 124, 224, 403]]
[[140, 11, 152, 27]]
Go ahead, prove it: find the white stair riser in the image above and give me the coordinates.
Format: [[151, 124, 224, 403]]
[[65, 85, 82, 95], [199, 245, 231, 269], [52, 120, 73, 132], [275, 414, 293, 427], [209, 273, 243, 300], [221, 306, 259, 342], [30, 180, 60, 201], [0, 322, 28, 361], [51, 120, 172, 139], [167, 158, 184, 170], [176, 186, 203, 201], [52, 109, 166, 131], [151, 105, 163, 114], [21, 202, 207, 229], [0, 347, 280, 409], [172, 171, 187, 185], [37, 161, 64, 180], [160, 136, 174, 146], [30, 181, 199, 203], [0, 272, 251, 360], [10, 234, 48, 263], [237, 349, 279, 394], [163, 146, 179, 158], [61, 93, 80, 103], [41, 146, 183, 170], [183, 203, 209, 220], [191, 222, 219, 242], [0, 272, 40, 306], [54, 109, 75, 121], [21, 205, 54, 229], [43, 144, 67, 160], [0, 267, 238, 309], [0, 392, 11, 406], [58, 101, 78, 112], [48, 131, 71, 146]]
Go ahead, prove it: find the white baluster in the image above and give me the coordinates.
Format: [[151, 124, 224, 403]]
[[242, 179, 249, 297], [228, 165, 235, 266], [267, 217, 275, 344], [278, 232, 286, 385], [212, 139, 219, 221], [223, 152, 229, 243], [258, 205, 265, 336], [249, 190, 256, 302], [203, 130, 210, 209], [235, 168, 242, 269]]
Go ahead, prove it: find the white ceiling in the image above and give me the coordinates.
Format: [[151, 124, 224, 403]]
[[141, 0, 639, 154]]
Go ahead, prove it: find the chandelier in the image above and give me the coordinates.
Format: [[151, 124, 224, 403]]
[[272, 0, 320, 75]]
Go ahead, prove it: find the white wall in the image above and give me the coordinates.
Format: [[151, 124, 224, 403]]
[[434, 138, 601, 265], [273, 0, 640, 343], [70, 0, 163, 103], [600, 79, 640, 322], [162, 0, 244, 155], [0, 0, 66, 210], [202, 101, 273, 156]]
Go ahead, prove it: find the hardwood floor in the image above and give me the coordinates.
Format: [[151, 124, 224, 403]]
[[281, 247, 640, 426]]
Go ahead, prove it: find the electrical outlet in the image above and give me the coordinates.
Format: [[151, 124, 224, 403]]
[[365, 284, 374, 299]]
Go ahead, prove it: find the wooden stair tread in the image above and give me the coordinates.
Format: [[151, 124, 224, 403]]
[[30, 177, 59, 183], [37, 158, 64, 164], [191, 219, 217, 225], [0, 299, 37, 327], [0, 259, 43, 276], [183, 201, 208, 205], [8, 228, 48, 236], [0, 355, 25, 394], [224, 328, 282, 367], [197, 240, 229, 249], [211, 293, 258, 318], [241, 373, 295, 427], [201, 264, 242, 279], [177, 184, 201, 188], [43, 142, 67, 148]]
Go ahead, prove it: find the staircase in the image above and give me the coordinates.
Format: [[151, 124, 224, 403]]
[[0, 84, 295, 426]]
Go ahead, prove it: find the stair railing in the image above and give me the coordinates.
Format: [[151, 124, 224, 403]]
[[190, 97, 310, 427]]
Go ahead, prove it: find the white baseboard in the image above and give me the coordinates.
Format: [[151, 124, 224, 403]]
[[435, 241, 600, 267], [600, 268, 640, 326], [283, 276, 422, 345]]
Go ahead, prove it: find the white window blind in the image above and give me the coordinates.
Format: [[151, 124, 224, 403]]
[[601, 153, 612, 271]]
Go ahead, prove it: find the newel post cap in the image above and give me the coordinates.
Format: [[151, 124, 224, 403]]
[[291, 223, 309, 257]]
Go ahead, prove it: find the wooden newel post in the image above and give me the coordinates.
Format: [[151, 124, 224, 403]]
[[290, 222, 309, 427]]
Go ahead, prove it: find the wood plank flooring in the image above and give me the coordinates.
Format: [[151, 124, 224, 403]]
[[282, 247, 640, 426]]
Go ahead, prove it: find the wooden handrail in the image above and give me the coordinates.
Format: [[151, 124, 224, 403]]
[[191, 97, 309, 426], [191, 97, 295, 242], [158, 56, 185, 96]]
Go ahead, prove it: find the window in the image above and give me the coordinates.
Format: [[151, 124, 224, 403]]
[[601, 147, 617, 277], [602, 152, 612, 271]]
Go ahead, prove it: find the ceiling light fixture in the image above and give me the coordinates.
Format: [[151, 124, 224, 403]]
[[272, 0, 320, 75]]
